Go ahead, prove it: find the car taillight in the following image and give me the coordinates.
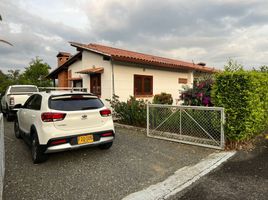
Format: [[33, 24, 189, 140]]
[[100, 109, 111, 117], [10, 97, 14, 106], [50, 139, 67, 146], [101, 132, 113, 137], [41, 112, 66, 122]]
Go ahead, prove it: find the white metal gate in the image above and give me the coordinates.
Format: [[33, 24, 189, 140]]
[[147, 104, 225, 149]]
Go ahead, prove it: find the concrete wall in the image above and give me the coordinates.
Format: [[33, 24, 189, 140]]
[[113, 64, 193, 104]]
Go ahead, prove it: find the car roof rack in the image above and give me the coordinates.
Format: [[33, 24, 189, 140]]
[[38, 87, 88, 93]]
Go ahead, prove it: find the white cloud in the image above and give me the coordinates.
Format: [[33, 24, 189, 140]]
[[0, 0, 268, 72]]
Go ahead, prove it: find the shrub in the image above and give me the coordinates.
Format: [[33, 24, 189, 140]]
[[212, 71, 268, 142], [153, 92, 173, 105], [106, 95, 147, 127], [180, 77, 214, 106]]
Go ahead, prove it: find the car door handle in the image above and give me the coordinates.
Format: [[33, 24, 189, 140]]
[[31, 115, 36, 118]]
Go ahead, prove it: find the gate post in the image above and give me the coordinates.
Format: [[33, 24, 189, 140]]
[[147, 103, 149, 137], [220, 108, 225, 149]]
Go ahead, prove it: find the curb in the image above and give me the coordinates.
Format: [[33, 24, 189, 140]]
[[114, 123, 146, 135], [122, 151, 236, 200]]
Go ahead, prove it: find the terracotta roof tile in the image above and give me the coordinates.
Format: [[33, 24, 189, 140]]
[[70, 42, 216, 73]]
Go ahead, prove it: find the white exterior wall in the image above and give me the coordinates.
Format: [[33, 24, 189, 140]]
[[113, 64, 193, 105], [67, 50, 194, 105], [68, 60, 90, 88], [66, 51, 113, 105]]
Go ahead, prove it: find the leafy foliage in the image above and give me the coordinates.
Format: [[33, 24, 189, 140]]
[[180, 77, 214, 106], [153, 92, 173, 105], [224, 58, 244, 72], [0, 57, 52, 94], [106, 95, 147, 127], [212, 70, 268, 142], [20, 57, 52, 87]]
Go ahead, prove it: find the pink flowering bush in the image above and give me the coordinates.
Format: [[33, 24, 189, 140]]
[[180, 78, 213, 106]]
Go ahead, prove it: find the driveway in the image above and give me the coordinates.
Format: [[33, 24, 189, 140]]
[[3, 119, 215, 200]]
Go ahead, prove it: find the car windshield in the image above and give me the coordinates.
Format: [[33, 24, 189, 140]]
[[49, 95, 104, 111], [10, 87, 38, 93]]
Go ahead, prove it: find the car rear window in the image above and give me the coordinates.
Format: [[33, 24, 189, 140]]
[[10, 87, 38, 93], [49, 95, 104, 111]]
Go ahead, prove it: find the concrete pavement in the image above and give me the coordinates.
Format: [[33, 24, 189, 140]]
[[3, 119, 216, 200], [173, 135, 268, 200]]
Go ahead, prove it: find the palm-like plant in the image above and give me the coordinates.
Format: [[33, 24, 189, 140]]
[[0, 14, 13, 46]]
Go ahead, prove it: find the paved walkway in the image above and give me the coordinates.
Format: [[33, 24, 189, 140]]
[[174, 136, 268, 200]]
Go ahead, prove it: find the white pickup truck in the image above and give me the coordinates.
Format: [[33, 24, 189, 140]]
[[0, 85, 38, 120]]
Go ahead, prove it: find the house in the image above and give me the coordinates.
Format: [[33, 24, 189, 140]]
[[47, 42, 215, 105]]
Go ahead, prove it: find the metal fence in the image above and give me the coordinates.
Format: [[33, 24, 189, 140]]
[[147, 104, 225, 149], [0, 113, 4, 199]]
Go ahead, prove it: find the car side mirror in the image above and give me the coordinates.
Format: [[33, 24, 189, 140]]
[[14, 104, 23, 109]]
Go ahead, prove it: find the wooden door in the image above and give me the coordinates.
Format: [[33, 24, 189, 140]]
[[90, 74, 101, 96]]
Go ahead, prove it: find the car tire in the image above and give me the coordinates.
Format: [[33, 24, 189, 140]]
[[31, 132, 48, 164], [6, 106, 13, 121], [14, 119, 22, 139], [98, 142, 113, 150]]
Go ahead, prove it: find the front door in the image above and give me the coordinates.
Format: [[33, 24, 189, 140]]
[[90, 74, 101, 96]]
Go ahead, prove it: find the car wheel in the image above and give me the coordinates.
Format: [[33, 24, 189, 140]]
[[14, 119, 22, 139], [98, 142, 113, 150], [31, 132, 47, 164]]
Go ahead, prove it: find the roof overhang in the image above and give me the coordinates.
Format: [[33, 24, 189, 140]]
[[68, 77, 82, 81], [76, 67, 104, 74], [70, 42, 111, 57], [111, 56, 216, 73]]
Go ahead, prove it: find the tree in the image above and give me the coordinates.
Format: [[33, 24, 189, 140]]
[[0, 70, 23, 94], [259, 65, 268, 73], [7, 69, 22, 84], [20, 57, 52, 87], [0, 70, 10, 94], [224, 59, 243, 72]]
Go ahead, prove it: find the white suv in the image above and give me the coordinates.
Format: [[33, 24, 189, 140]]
[[14, 91, 115, 163]]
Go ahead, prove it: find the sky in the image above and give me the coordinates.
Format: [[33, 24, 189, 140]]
[[0, 0, 268, 72]]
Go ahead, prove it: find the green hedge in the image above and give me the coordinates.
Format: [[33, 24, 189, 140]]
[[212, 71, 268, 142]]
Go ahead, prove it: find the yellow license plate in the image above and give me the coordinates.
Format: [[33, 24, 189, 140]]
[[77, 135, 94, 144]]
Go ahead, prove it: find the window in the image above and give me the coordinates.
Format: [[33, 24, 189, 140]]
[[134, 75, 153, 96], [178, 78, 188, 84], [24, 95, 42, 110], [73, 80, 83, 88], [49, 95, 104, 111]]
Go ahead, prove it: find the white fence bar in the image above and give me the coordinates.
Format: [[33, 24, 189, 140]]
[[147, 104, 225, 150], [0, 113, 4, 199]]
